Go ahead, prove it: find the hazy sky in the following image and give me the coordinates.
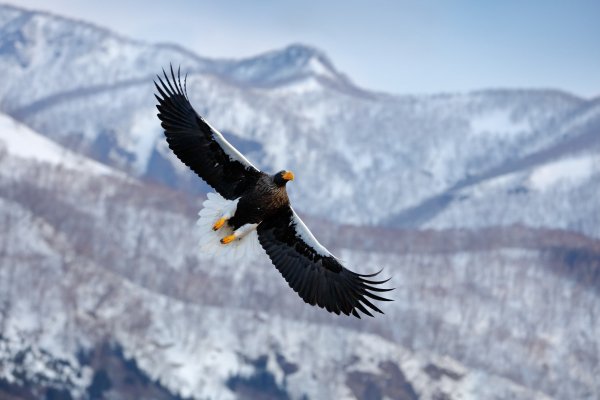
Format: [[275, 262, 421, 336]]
[[6, 0, 600, 97]]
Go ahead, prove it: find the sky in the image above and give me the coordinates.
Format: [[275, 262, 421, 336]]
[[5, 0, 600, 97]]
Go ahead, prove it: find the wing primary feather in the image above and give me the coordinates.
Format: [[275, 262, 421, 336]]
[[173, 65, 186, 99], [353, 301, 374, 317], [295, 265, 311, 297], [162, 67, 178, 95], [177, 67, 188, 101], [279, 258, 294, 278], [162, 71, 188, 110], [316, 274, 330, 309], [155, 65, 262, 200], [359, 276, 392, 285], [361, 288, 394, 302], [158, 101, 190, 121], [308, 274, 321, 306], [256, 206, 393, 318], [157, 79, 188, 113], [156, 109, 189, 123], [183, 72, 189, 99], [345, 284, 380, 313], [154, 79, 171, 99], [158, 73, 174, 96], [285, 261, 302, 286], [358, 297, 384, 314], [332, 281, 351, 314], [162, 71, 189, 112], [321, 278, 335, 312], [171, 64, 183, 96], [366, 294, 394, 303], [360, 285, 395, 293], [153, 84, 165, 101], [176, 65, 183, 94], [356, 268, 384, 278]]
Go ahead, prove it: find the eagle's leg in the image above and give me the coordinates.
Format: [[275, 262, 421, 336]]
[[212, 199, 239, 231], [220, 223, 259, 245], [212, 217, 227, 231]]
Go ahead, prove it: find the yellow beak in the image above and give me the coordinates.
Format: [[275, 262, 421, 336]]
[[282, 171, 295, 181]]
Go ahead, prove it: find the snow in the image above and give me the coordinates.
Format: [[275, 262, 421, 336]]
[[273, 76, 323, 95], [529, 153, 597, 191], [0, 113, 116, 175], [307, 57, 336, 80], [470, 110, 531, 137], [423, 147, 600, 238], [0, 137, 597, 398], [1, 2, 588, 228], [129, 109, 163, 173]]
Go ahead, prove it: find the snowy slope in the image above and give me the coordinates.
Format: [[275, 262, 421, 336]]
[[0, 153, 588, 399], [0, 124, 598, 398], [0, 3, 593, 230], [423, 148, 600, 237], [0, 112, 117, 175], [0, 136, 557, 399], [394, 100, 600, 236]]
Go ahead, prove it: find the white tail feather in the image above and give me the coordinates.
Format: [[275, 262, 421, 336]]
[[196, 192, 262, 263]]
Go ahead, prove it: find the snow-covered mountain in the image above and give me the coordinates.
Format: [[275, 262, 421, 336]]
[[423, 135, 600, 236], [395, 99, 600, 237], [1, 3, 597, 234], [1, 110, 596, 399], [0, 110, 569, 399], [1, 3, 600, 399]]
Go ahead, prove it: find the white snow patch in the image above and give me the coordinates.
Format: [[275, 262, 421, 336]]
[[274, 76, 323, 95], [529, 154, 596, 191], [307, 57, 336, 80], [470, 110, 530, 137], [0, 113, 116, 175], [129, 109, 162, 173]]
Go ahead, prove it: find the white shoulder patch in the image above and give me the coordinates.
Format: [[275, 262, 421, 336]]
[[203, 118, 257, 170], [290, 207, 331, 257]]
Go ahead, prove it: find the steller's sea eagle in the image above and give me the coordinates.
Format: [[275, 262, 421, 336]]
[[154, 66, 393, 318]]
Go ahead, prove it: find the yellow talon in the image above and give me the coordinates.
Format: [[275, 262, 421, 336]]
[[213, 217, 226, 231], [220, 234, 236, 244]]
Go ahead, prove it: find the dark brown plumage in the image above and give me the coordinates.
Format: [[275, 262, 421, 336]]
[[154, 68, 262, 200], [155, 66, 393, 318]]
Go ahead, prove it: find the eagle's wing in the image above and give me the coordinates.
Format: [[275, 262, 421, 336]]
[[155, 66, 263, 200], [257, 206, 393, 318]]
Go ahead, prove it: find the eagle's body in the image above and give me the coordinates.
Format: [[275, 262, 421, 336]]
[[155, 67, 393, 318], [227, 173, 289, 229]]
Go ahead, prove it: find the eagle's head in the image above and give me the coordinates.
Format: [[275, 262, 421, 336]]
[[274, 170, 295, 187]]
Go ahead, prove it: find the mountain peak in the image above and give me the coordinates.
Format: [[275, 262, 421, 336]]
[[0, 4, 351, 92], [216, 43, 350, 88]]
